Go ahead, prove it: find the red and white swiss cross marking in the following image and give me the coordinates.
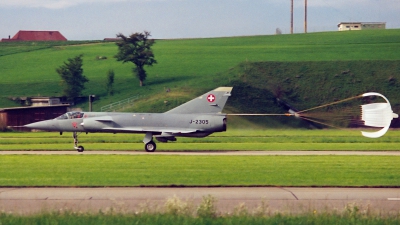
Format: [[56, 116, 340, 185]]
[[207, 94, 216, 102]]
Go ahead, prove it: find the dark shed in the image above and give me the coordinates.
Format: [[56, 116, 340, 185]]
[[0, 105, 69, 131]]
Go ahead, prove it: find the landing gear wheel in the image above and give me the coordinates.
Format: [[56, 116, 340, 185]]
[[145, 141, 156, 152], [73, 132, 84, 153], [77, 146, 84, 152]]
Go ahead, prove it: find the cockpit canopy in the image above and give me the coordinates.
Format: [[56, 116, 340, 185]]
[[56, 111, 85, 120]]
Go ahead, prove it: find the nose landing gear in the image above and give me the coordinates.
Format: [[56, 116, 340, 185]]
[[73, 132, 84, 152]]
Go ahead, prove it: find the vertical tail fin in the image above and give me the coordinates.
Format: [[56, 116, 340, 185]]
[[165, 87, 233, 114]]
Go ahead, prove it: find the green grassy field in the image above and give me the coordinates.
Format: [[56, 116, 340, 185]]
[[1, 155, 399, 187], [1, 130, 399, 187], [2, 31, 400, 222], [1, 29, 400, 112], [1, 30, 400, 187]]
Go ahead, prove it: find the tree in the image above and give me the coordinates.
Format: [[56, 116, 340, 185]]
[[56, 54, 89, 100], [115, 31, 157, 86], [106, 69, 115, 95]]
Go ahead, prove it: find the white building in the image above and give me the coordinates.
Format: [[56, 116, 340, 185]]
[[30, 97, 61, 106], [338, 22, 386, 31]]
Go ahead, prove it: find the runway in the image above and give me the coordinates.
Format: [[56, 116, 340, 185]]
[[2, 150, 400, 155], [1, 187, 400, 215]]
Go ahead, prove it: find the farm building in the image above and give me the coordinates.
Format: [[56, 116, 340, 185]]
[[337, 22, 386, 31], [30, 97, 62, 106], [0, 105, 69, 131], [104, 38, 122, 42], [1, 30, 67, 42]]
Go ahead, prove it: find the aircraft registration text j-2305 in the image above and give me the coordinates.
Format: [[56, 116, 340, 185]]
[[25, 87, 233, 152]]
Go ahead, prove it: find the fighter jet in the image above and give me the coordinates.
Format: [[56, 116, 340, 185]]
[[25, 87, 232, 152]]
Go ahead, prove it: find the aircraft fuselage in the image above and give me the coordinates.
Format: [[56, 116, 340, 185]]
[[26, 112, 227, 137]]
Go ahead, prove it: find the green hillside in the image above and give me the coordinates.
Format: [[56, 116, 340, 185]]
[[225, 60, 400, 128], [228, 60, 400, 111], [0, 29, 399, 128]]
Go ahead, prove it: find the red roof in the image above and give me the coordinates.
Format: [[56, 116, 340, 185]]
[[2, 30, 67, 42]]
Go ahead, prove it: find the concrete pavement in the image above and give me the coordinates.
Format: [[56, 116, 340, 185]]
[[1, 187, 399, 215]]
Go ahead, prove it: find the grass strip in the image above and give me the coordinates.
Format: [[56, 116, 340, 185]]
[[1, 155, 399, 187], [1, 212, 400, 225], [1, 130, 400, 151]]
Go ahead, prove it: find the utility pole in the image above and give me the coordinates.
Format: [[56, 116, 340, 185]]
[[89, 95, 95, 112], [304, 0, 308, 33], [291, 0, 294, 34]]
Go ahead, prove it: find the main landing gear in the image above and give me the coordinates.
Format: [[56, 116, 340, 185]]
[[73, 132, 84, 152], [144, 132, 156, 152], [145, 141, 156, 152]]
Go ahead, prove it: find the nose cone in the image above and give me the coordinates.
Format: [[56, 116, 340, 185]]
[[25, 120, 59, 131]]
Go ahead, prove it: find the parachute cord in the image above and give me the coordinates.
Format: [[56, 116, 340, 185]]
[[296, 95, 363, 114]]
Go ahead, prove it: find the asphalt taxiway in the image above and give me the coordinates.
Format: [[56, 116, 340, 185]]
[[1, 187, 400, 215]]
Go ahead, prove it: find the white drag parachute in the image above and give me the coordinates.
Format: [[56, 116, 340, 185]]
[[361, 92, 398, 138]]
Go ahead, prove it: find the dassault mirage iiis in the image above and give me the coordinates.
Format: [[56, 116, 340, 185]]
[[25, 87, 232, 152]]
